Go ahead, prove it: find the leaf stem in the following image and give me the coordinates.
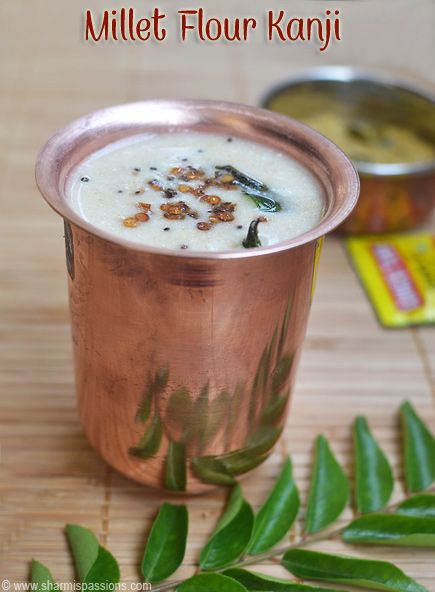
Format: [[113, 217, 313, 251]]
[[150, 485, 435, 592]]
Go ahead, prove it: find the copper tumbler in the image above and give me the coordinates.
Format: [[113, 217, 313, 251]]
[[36, 100, 359, 493]]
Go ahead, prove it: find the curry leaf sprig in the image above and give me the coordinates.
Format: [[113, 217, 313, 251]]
[[31, 400, 435, 592]]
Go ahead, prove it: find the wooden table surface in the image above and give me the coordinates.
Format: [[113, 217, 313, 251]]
[[1, 0, 435, 586]]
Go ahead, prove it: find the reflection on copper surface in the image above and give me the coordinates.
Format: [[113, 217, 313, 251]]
[[126, 301, 295, 491]]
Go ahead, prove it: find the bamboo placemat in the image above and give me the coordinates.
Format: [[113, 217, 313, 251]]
[[1, 0, 434, 586]]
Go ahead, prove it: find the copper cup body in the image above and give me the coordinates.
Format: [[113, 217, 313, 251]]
[[36, 100, 359, 493]]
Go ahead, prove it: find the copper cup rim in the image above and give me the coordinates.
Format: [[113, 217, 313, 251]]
[[35, 99, 359, 260]]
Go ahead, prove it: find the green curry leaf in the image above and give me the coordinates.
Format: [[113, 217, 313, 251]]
[[342, 513, 435, 547], [353, 416, 394, 513], [66, 524, 99, 582], [305, 435, 349, 533], [200, 485, 254, 570], [30, 560, 57, 590], [397, 494, 435, 518], [248, 457, 300, 555], [224, 568, 343, 592], [243, 218, 263, 248], [177, 573, 248, 592], [282, 549, 428, 592], [84, 547, 121, 584], [141, 502, 188, 583], [66, 524, 120, 585], [243, 193, 282, 213], [401, 401, 435, 493]]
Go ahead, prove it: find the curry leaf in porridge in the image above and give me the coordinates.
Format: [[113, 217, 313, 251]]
[[242, 218, 263, 248], [216, 165, 282, 212]]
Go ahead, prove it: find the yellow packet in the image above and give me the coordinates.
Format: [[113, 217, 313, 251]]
[[346, 233, 435, 328]]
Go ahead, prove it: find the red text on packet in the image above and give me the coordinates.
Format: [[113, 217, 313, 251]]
[[371, 244, 424, 311]]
